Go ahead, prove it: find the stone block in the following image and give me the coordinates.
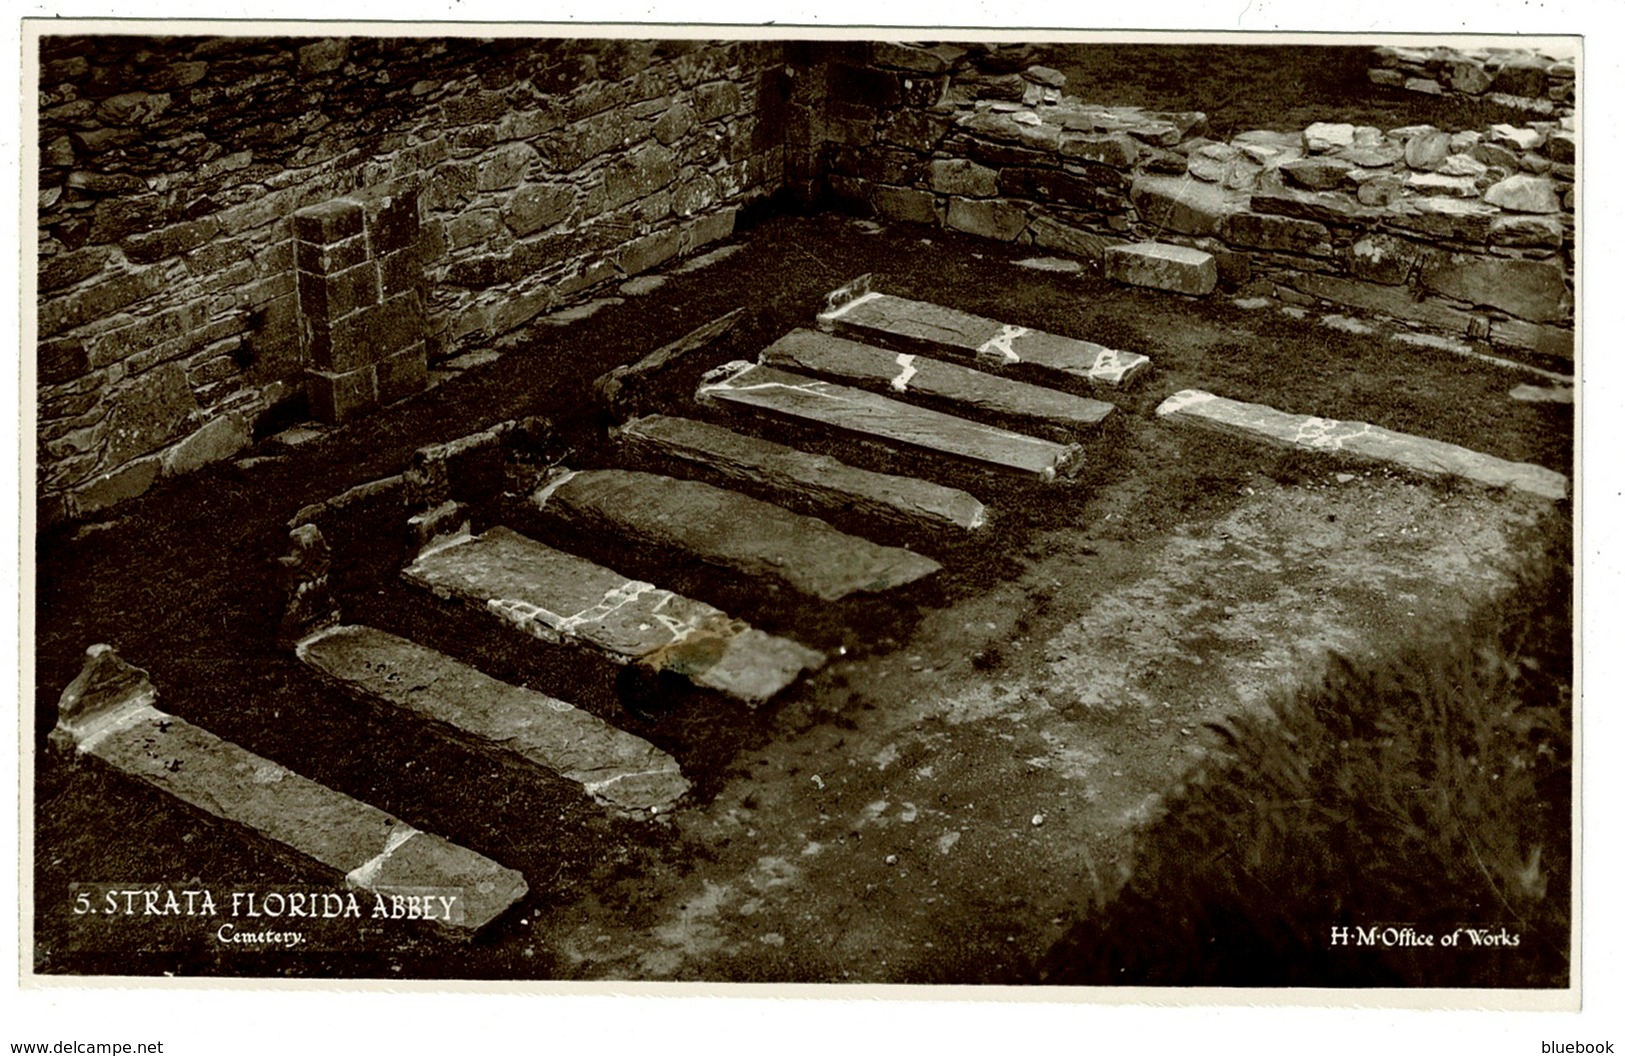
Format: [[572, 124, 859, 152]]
[[377, 344, 429, 405], [1489, 215, 1565, 249], [1348, 234, 1424, 285], [405, 525, 823, 705], [311, 291, 425, 372], [1156, 389, 1566, 500], [930, 158, 997, 197], [1104, 242, 1217, 296], [1386, 198, 1500, 242], [162, 412, 250, 476], [1029, 214, 1113, 260], [298, 262, 379, 323], [1129, 175, 1239, 236], [379, 247, 424, 298], [1280, 157, 1355, 190], [39, 337, 90, 385], [1303, 122, 1356, 152], [103, 363, 198, 467], [307, 365, 378, 424], [1404, 130, 1453, 171], [946, 198, 1027, 241], [1059, 132, 1140, 168], [1483, 174, 1562, 214], [296, 232, 368, 274], [1420, 255, 1570, 323], [504, 183, 576, 236], [870, 185, 938, 226], [293, 199, 364, 245], [71, 456, 161, 516], [1406, 172, 1480, 198], [1221, 211, 1332, 255]]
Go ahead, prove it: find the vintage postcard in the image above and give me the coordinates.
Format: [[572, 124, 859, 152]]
[[14, 8, 1598, 1050]]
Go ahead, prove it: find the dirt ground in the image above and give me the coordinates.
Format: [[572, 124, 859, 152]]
[[31, 212, 1570, 982]]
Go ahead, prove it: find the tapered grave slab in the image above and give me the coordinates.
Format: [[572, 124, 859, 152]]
[[697, 361, 1084, 482], [612, 415, 988, 533], [761, 329, 1116, 434], [816, 287, 1150, 389], [298, 624, 690, 819], [51, 646, 527, 935], [530, 468, 941, 602], [1156, 389, 1568, 500], [403, 527, 823, 705]]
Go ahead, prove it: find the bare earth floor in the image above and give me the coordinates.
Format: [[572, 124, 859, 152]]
[[31, 212, 1569, 982]]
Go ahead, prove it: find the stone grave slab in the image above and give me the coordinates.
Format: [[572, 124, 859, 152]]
[[816, 290, 1150, 389], [403, 527, 823, 706], [531, 468, 942, 602], [1156, 389, 1568, 500], [697, 361, 1085, 481], [50, 646, 527, 935], [760, 329, 1116, 434], [612, 415, 988, 533], [298, 624, 690, 819]]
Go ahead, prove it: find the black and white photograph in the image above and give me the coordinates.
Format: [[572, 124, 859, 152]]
[[12, 4, 1610, 1049]]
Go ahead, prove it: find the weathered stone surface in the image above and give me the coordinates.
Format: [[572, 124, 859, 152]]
[[104, 362, 197, 467], [1489, 124, 1544, 152], [1058, 131, 1139, 168], [1280, 157, 1354, 190], [1303, 122, 1356, 152], [1420, 255, 1569, 322], [1285, 272, 1479, 332], [1129, 175, 1240, 236], [1104, 242, 1217, 296], [532, 467, 942, 601], [871, 185, 937, 225], [299, 625, 689, 819], [1483, 173, 1561, 214], [612, 415, 988, 534], [1489, 214, 1565, 248], [1356, 174, 1407, 206], [929, 158, 997, 197], [1221, 212, 1332, 256], [945, 197, 1027, 241], [504, 183, 576, 236], [1386, 198, 1500, 242], [52, 645, 527, 933], [1348, 235, 1424, 285], [1335, 142, 1404, 168], [1250, 188, 1380, 226], [761, 329, 1114, 435], [1406, 171, 1480, 197], [48, 643, 157, 754], [162, 411, 249, 476], [1028, 215, 1115, 260], [817, 290, 1150, 389], [405, 527, 822, 705], [1404, 131, 1453, 170], [1156, 389, 1567, 500], [698, 361, 1084, 481]]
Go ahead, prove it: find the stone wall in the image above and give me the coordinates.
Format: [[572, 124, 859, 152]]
[[793, 43, 1574, 363], [1366, 45, 1575, 116], [37, 35, 786, 524]]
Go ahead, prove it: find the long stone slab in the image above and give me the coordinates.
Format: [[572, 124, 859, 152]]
[[816, 282, 1150, 389], [1155, 389, 1569, 500], [612, 415, 988, 534], [760, 329, 1116, 434], [298, 625, 690, 819], [403, 527, 823, 706], [697, 361, 1085, 482], [50, 645, 527, 935], [531, 468, 942, 602]]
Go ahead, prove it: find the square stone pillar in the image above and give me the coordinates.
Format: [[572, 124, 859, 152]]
[[294, 189, 429, 423]]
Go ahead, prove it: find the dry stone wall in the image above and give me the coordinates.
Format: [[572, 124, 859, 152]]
[[38, 35, 785, 525], [1366, 45, 1574, 115], [802, 42, 1575, 361]]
